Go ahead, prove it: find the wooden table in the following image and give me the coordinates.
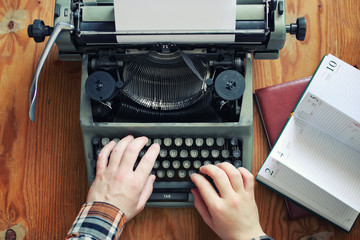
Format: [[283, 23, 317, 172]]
[[0, 0, 359, 239]]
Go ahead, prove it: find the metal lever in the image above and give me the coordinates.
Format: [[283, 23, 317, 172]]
[[29, 22, 75, 122]]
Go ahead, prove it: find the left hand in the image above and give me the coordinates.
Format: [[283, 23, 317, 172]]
[[86, 135, 160, 220]]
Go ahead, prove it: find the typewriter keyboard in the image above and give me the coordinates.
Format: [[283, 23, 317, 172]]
[[91, 137, 242, 204]]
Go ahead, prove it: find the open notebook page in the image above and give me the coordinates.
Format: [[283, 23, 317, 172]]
[[304, 54, 360, 121], [258, 158, 359, 231], [294, 93, 360, 152], [270, 116, 360, 211]]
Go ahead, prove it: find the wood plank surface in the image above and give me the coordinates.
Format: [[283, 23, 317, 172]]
[[0, 0, 359, 239]]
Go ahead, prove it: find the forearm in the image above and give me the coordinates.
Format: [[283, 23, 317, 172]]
[[66, 202, 126, 240]]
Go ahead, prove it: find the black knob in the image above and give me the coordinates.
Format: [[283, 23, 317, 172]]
[[286, 17, 307, 41], [28, 19, 53, 43]]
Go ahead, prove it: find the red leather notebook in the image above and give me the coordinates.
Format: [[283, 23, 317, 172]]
[[254, 76, 313, 220]]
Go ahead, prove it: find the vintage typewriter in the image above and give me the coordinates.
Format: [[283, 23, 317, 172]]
[[28, 0, 306, 206]]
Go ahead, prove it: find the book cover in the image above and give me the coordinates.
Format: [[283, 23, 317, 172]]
[[256, 54, 360, 232], [254, 76, 313, 220]]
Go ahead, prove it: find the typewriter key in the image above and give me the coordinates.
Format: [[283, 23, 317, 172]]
[[174, 138, 183, 146], [206, 138, 215, 146], [195, 138, 204, 147], [216, 138, 225, 146], [164, 138, 172, 146], [190, 150, 198, 158], [101, 138, 110, 146], [159, 149, 167, 158], [185, 138, 194, 146], [172, 161, 181, 169]]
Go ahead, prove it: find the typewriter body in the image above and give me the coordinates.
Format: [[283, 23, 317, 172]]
[[28, 0, 306, 206]]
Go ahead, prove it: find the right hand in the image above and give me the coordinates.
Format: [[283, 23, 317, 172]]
[[191, 163, 266, 240]]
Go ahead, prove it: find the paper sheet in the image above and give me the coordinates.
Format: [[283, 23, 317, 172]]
[[114, 0, 236, 44]]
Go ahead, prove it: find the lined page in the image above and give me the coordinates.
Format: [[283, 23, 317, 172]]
[[294, 92, 360, 152], [114, 0, 236, 43], [270, 117, 360, 211], [304, 54, 360, 121], [258, 158, 359, 231]]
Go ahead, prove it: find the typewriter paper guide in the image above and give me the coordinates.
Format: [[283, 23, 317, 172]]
[[114, 0, 236, 44]]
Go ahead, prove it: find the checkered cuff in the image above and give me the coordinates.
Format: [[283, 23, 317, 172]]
[[66, 202, 126, 240]]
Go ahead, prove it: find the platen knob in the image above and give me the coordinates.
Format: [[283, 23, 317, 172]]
[[28, 19, 53, 43], [286, 17, 307, 41]]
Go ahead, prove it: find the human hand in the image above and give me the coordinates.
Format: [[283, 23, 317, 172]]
[[86, 135, 160, 221], [191, 163, 265, 240]]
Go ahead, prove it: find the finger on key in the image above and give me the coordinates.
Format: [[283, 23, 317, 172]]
[[135, 143, 160, 182], [191, 173, 219, 208], [119, 136, 149, 172], [108, 135, 134, 171], [96, 140, 117, 176], [216, 162, 244, 193], [199, 164, 233, 198]]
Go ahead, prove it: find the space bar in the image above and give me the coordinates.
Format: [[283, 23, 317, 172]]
[[153, 181, 195, 189]]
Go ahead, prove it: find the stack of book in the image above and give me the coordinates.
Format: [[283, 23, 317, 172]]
[[255, 54, 360, 232]]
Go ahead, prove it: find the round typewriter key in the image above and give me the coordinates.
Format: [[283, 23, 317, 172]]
[[162, 160, 170, 169], [157, 170, 165, 178], [153, 138, 162, 146], [183, 160, 191, 169], [164, 138, 172, 147], [101, 137, 110, 146], [206, 138, 215, 146], [159, 149, 167, 158], [185, 138, 194, 146], [211, 150, 220, 158], [232, 150, 241, 158], [92, 137, 100, 146], [169, 149, 178, 158], [174, 138, 183, 146], [188, 170, 196, 177], [193, 160, 202, 169], [214, 70, 245, 101], [178, 170, 187, 178], [204, 160, 212, 165], [195, 138, 204, 147], [172, 160, 181, 169], [201, 150, 210, 158], [216, 138, 225, 146], [221, 150, 230, 158], [234, 160, 242, 168], [180, 150, 188, 158], [167, 170, 175, 178], [153, 161, 160, 169], [113, 138, 120, 143], [190, 150, 198, 158], [146, 139, 152, 147], [230, 138, 239, 146]]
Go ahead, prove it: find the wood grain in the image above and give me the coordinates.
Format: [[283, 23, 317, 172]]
[[0, 0, 359, 239]]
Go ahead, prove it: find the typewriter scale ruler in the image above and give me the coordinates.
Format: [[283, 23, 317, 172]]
[[214, 70, 245, 101]]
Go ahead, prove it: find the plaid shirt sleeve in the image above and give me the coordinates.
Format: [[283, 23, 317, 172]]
[[65, 202, 127, 240]]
